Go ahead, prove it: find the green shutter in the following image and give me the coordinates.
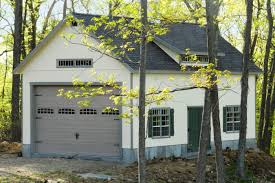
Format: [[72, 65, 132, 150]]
[[148, 109, 153, 138], [223, 107, 227, 132], [170, 108, 174, 136]]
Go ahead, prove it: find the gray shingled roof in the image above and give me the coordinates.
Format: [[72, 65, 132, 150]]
[[73, 13, 261, 73]]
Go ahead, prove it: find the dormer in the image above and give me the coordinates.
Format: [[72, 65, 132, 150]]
[[154, 37, 226, 67]]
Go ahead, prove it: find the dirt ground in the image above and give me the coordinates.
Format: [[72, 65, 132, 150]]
[[1, 141, 275, 183]]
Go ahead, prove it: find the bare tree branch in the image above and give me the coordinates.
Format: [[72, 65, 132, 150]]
[[41, 0, 57, 36]]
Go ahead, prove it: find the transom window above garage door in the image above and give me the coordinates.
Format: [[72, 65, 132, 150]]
[[56, 59, 93, 68]]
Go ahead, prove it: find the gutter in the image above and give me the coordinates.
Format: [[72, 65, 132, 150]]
[[130, 70, 261, 75]]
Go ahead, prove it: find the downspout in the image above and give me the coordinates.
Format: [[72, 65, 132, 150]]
[[130, 72, 134, 149], [255, 75, 258, 145]]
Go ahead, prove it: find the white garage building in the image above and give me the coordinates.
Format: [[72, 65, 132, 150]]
[[14, 13, 260, 163]]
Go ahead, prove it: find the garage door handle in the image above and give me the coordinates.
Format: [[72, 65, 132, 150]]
[[114, 144, 120, 147], [75, 132, 80, 140], [114, 119, 120, 121], [35, 140, 43, 143]]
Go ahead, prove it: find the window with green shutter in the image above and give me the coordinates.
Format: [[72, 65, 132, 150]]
[[147, 108, 174, 138]]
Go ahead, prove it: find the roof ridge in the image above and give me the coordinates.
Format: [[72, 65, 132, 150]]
[[73, 12, 204, 26], [72, 12, 133, 20]]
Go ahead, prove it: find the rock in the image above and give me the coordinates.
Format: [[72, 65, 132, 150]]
[[45, 180, 57, 183], [78, 173, 113, 180], [269, 170, 275, 177], [206, 165, 211, 172], [56, 178, 66, 182]]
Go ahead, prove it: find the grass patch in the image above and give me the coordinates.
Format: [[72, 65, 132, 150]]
[[0, 171, 86, 183], [0, 171, 110, 183], [225, 164, 256, 183], [0, 174, 43, 183], [39, 171, 85, 182]]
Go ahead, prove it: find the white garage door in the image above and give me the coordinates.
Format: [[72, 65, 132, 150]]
[[33, 86, 121, 158]]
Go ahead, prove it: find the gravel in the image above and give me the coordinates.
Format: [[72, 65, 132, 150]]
[[0, 154, 123, 178]]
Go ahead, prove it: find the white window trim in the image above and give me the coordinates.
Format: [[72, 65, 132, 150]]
[[225, 105, 240, 133], [150, 107, 171, 138]]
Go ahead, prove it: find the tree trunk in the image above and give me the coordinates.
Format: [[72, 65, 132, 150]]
[[138, 0, 148, 183], [109, 1, 113, 16], [63, 0, 67, 19], [41, 0, 57, 37], [250, 0, 262, 58], [263, 53, 275, 153], [1, 50, 8, 101], [237, 0, 253, 178], [11, 0, 23, 142], [183, 0, 201, 23], [210, 84, 225, 182], [196, 89, 211, 183], [260, 0, 273, 153], [205, 0, 225, 182], [257, 0, 272, 150], [27, 0, 38, 50], [109, 0, 120, 16], [268, 75, 275, 149], [71, 0, 75, 13], [22, 0, 28, 59]]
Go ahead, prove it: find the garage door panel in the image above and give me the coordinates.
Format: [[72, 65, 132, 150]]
[[36, 98, 115, 107], [36, 128, 120, 138], [36, 119, 120, 129], [36, 143, 120, 156], [34, 85, 121, 158]]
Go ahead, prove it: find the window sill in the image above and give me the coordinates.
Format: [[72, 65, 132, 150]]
[[225, 131, 239, 134], [180, 61, 209, 66], [150, 136, 171, 139]]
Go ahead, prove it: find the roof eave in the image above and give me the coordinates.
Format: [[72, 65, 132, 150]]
[[14, 20, 67, 74], [131, 69, 262, 75]]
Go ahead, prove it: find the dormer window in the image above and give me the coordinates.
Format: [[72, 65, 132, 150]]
[[180, 55, 209, 64]]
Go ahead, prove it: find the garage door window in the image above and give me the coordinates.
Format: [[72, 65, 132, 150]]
[[58, 108, 75, 114], [102, 109, 120, 115], [37, 108, 54, 114], [80, 109, 97, 115]]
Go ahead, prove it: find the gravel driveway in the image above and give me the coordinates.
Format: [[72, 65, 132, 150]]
[[0, 154, 124, 182]]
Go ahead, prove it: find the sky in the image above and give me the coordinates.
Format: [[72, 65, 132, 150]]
[[0, 0, 109, 58], [0, 0, 248, 64]]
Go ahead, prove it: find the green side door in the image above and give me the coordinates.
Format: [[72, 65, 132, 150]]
[[187, 107, 210, 152]]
